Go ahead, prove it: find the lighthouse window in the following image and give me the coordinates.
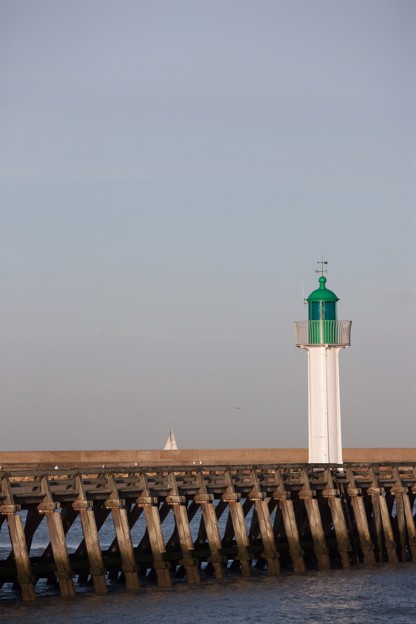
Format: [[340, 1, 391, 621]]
[[309, 301, 336, 320], [323, 302, 336, 319]]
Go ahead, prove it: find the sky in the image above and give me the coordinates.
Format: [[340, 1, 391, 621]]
[[0, 0, 415, 451]]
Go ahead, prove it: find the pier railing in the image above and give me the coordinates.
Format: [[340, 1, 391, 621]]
[[1, 462, 415, 602], [294, 320, 352, 346]]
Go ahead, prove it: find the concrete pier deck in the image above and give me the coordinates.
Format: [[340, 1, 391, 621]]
[[0, 448, 415, 469]]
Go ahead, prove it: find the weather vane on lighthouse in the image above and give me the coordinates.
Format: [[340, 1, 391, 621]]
[[315, 257, 328, 276], [294, 261, 352, 464]]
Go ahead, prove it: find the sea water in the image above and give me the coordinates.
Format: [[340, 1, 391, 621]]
[[1, 566, 415, 624]]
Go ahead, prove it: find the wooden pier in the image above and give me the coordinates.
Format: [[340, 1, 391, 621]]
[[1, 458, 415, 601]]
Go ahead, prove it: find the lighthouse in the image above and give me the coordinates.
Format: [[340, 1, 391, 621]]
[[294, 263, 351, 464]]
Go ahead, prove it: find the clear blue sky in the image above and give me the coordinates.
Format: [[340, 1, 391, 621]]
[[1, 0, 415, 450]]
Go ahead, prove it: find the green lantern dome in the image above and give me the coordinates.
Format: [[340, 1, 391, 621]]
[[307, 276, 339, 303], [306, 276, 339, 336]]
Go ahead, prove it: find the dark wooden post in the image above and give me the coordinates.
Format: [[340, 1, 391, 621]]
[[392, 468, 416, 561], [249, 471, 279, 576], [137, 474, 172, 587], [345, 469, 375, 565], [222, 471, 251, 577], [322, 469, 351, 568], [194, 472, 224, 579], [37, 476, 75, 597], [299, 470, 330, 570], [166, 473, 200, 584], [0, 475, 35, 602], [104, 475, 140, 589], [368, 469, 398, 564], [272, 470, 305, 572], [73, 474, 107, 593]]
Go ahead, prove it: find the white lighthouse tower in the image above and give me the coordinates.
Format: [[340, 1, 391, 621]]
[[294, 262, 351, 464]]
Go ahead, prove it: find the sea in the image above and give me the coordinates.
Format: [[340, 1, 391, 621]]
[[1, 566, 415, 624], [1, 512, 415, 623]]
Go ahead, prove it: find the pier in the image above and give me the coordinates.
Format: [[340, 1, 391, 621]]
[[0, 450, 415, 601]]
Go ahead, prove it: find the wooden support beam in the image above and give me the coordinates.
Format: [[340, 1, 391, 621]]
[[322, 469, 351, 568], [345, 469, 375, 565], [40, 505, 79, 564], [222, 471, 251, 577], [137, 502, 172, 558], [194, 472, 224, 580], [106, 502, 142, 556], [249, 471, 279, 576], [166, 473, 200, 584], [105, 475, 140, 590], [23, 507, 44, 555], [0, 475, 35, 602], [73, 474, 107, 594], [272, 470, 305, 572], [404, 495, 416, 561], [74, 503, 111, 564], [299, 470, 330, 571], [368, 469, 398, 564], [137, 474, 172, 587], [391, 467, 416, 562], [37, 476, 75, 597]]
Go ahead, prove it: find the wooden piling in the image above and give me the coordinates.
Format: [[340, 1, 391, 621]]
[[104, 475, 140, 590], [272, 470, 305, 572], [345, 469, 376, 565], [194, 472, 225, 579], [166, 473, 200, 584], [137, 474, 172, 587], [249, 471, 280, 575], [322, 469, 351, 568], [299, 470, 330, 570], [38, 476, 75, 597], [368, 469, 398, 564], [392, 467, 416, 562], [0, 474, 35, 602], [222, 471, 252, 577], [73, 474, 107, 593]]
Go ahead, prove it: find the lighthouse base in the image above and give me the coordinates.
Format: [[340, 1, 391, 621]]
[[304, 345, 345, 464]]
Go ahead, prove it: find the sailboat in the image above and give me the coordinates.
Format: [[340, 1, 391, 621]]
[[163, 429, 178, 450]]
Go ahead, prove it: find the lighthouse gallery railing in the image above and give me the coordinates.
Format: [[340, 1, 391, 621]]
[[294, 320, 352, 346]]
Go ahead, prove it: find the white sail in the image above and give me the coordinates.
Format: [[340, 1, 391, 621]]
[[163, 429, 178, 450]]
